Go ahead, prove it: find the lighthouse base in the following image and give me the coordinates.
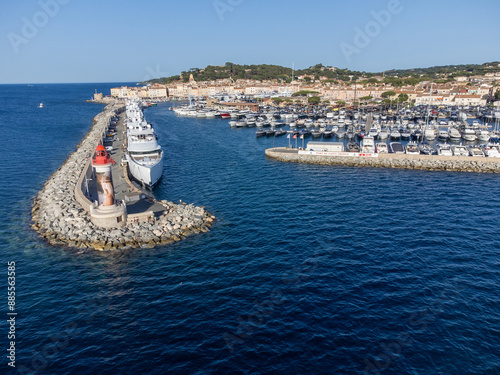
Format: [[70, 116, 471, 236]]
[[90, 202, 127, 228]]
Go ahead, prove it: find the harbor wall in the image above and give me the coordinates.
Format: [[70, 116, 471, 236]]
[[31, 103, 214, 251], [265, 148, 500, 173], [74, 159, 93, 212]]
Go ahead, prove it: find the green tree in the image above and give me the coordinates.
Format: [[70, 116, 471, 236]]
[[398, 93, 409, 103], [495, 90, 500, 100], [272, 97, 284, 105], [381, 90, 396, 98], [292, 90, 319, 97], [308, 96, 321, 105], [303, 76, 312, 83]]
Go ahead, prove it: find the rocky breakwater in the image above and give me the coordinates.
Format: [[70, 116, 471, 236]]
[[31, 104, 214, 251], [265, 147, 500, 173]]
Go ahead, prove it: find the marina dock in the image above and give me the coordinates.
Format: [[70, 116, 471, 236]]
[[265, 147, 500, 173]]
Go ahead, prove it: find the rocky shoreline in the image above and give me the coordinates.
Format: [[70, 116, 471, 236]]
[[31, 103, 214, 251], [265, 147, 500, 173]]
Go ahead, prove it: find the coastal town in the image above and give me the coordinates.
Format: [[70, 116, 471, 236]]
[[106, 63, 500, 108]]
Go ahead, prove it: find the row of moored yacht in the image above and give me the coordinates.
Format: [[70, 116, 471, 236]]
[[372, 140, 500, 157], [125, 100, 163, 187]]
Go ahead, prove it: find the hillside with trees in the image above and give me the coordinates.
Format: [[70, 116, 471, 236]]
[[141, 61, 499, 85]]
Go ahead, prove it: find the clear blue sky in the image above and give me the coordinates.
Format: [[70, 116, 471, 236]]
[[1, 0, 499, 83]]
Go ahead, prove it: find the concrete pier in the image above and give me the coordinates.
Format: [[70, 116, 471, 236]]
[[265, 147, 500, 173], [31, 103, 214, 251]]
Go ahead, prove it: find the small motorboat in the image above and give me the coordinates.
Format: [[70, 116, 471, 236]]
[[274, 129, 287, 137], [376, 143, 388, 153], [468, 145, 485, 157], [419, 142, 434, 155], [256, 129, 266, 138], [405, 142, 420, 155], [299, 129, 311, 137], [436, 143, 453, 156], [322, 128, 334, 138], [266, 129, 276, 137], [452, 145, 468, 156], [389, 142, 405, 154], [311, 129, 323, 138], [346, 141, 360, 152], [390, 129, 401, 140]]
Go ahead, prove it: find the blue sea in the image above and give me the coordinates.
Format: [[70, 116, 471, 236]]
[[1, 83, 499, 375]]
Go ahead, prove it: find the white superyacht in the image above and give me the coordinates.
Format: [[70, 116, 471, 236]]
[[125, 101, 163, 187]]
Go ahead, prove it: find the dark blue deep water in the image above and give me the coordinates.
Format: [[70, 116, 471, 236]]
[[1, 84, 499, 375]]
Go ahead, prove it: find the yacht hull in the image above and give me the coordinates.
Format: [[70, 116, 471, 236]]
[[127, 154, 163, 187]]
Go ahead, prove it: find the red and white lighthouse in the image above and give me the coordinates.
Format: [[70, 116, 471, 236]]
[[92, 143, 115, 206], [89, 143, 127, 228]]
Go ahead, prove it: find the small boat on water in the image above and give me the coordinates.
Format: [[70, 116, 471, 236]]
[[449, 127, 461, 141], [368, 127, 379, 138], [405, 142, 420, 155], [436, 143, 453, 156], [346, 141, 360, 152], [452, 145, 468, 156], [274, 129, 287, 137], [462, 128, 477, 142], [390, 129, 401, 140], [476, 130, 490, 142], [400, 130, 411, 140], [299, 129, 312, 137], [235, 120, 247, 128], [482, 144, 500, 158], [468, 145, 485, 157], [256, 129, 266, 138], [378, 128, 389, 140], [311, 129, 323, 138], [389, 142, 405, 154], [424, 126, 436, 141], [266, 129, 276, 137], [411, 129, 422, 140], [38, 102, 44, 108], [437, 130, 449, 141], [322, 128, 334, 138], [376, 143, 388, 153], [419, 142, 434, 155], [360, 136, 375, 153]]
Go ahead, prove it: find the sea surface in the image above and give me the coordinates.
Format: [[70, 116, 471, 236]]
[[0, 84, 499, 375]]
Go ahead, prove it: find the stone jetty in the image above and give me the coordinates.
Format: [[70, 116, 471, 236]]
[[265, 147, 500, 173], [31, 103, 214, 251]]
